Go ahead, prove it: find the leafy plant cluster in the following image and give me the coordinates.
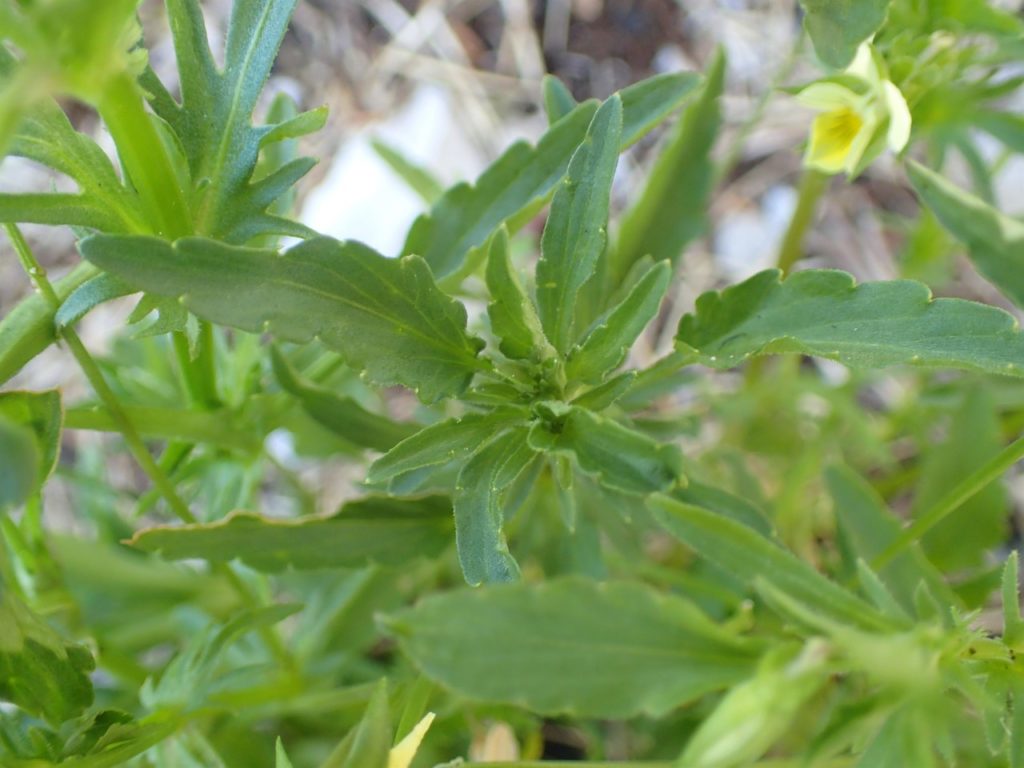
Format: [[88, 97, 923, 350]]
[[2, 0, 1024, 765]]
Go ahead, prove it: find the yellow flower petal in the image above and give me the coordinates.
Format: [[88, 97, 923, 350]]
[[388, 713, 435, 768], [805, 107, 865, 174], [843, 113, 881, 175], [794, 82, 860, 111]]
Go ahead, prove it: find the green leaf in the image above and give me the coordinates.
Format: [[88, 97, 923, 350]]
[[649, 494, 892, 631], [678, 642, 831, 768], [676, 269, 1024, 377], [911, 386, 1007, 571], [825, 465, 953, 615], [799, 0, 892, 69], [570, 370, 636, 411], [0, 418, 38, 510], [0, 193, 127, 231], [254, 94, 324, 233], [321, 681, 390, 768], [80, 235, 486, 402], [271, 347, 417, 452], [141, 0, 318, 243], [140, 604, 298, 712], [454, 428, 535, 585], [128, 495, 454, 572], [542, 75, 577, 124], [485, 226, 556, 363], [613, 49, 724, 284], [401, 73, 701, 280], [386, 577, 758, 718], [536, 95, 623, 353], [0, 587, 94, 725], [275, 738, 295, 768], [370, 139, 443, 205], [60, 721, 181, 768], [367, 410, 525, 485], [856, 705, 937, 768], [671, 480, 772, 537], [1011, 679, 1024, 768], [908, 160, 1024, 310], [529, 405, 683, 495], [0, 48, 145, 233], [0, 390, 62, 494], [0, 262, 98, 385], [65, 404, 259, 452], [566, 260, 670, 383], [55, 273, 136, 329]]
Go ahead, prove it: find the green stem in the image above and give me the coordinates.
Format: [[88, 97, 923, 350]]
[[776, 169, 829, 276], [872, 432, 1024, 571], [96, 71, 191, 239], [0, 526, 25, 600], [172, 325, 221, 409]]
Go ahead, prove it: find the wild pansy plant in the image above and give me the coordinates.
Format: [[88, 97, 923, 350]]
[[2, 0, 1024, 765]]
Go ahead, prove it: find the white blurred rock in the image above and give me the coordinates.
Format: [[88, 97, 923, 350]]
[[714, 183, 796, 281], [300, 85, 480, 255]]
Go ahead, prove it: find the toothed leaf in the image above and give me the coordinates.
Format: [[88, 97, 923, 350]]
[[676, 269, 1024, 377], [80, 235, 486, 403]]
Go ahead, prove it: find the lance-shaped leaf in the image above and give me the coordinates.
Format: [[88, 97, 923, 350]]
[[799, 0, 892, 69], [911, 386, 1008, 572], [485, 227, 556, 362], [542, 75, 578, 124], [66, 404, 259, 452], [139, 0, 322, 242], [367, 409, 526, 485], [128, 495, 453, 572], [80, 235, 487, 402], [55, 273, 136, 329], [566, 260, 671, 383], [613, 50, 724, 284], [0, 586, 95, 725], [825, 465, 954, 615], [370, 139, 443, 205], [675, 269, 1024, 377], [402, 73, 701, 279], [908, 160, 1024, 310], [537, 96, 623, 353], [529, 405, 683, 495], [321, 681, 390, 768], [454, 428, 535, 585], [672, 480, 773, 538], [649, 494, 893, 632], [271, 347, 417, 453], [385, 577, 758, 718]]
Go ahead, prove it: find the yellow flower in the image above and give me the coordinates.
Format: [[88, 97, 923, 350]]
[[796, 44, 912, 176], [388, 712, 435, 768]]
